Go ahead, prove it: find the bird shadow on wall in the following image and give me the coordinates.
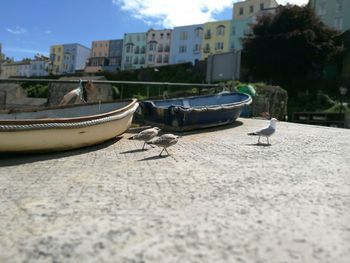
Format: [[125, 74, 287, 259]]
[[0, 136, 123, 167]]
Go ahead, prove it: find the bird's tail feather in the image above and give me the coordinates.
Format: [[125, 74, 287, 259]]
[[128, 135, 136, 140]]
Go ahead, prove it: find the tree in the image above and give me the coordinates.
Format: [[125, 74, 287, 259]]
[[242, 5, 342, 91]]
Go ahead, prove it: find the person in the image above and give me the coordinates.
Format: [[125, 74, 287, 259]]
[[60, 80, 97, 105]]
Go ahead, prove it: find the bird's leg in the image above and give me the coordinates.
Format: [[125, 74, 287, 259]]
[[164, 148, 170, 155], [142, 142, 146, 150], [258, 136, 261, 144], [267, 137, 270, 145], [159, 148, 165, 156]]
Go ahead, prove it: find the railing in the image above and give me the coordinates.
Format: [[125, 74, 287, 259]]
[[0, 78, 220, 103]]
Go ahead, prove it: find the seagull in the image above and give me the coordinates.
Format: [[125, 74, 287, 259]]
[[147, 134, 179, 156], [248, 118, 277, 145], [128, 127, 161, 150]]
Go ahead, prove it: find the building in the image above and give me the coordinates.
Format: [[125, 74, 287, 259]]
[[86, 39, 123, 73], [230, 0, 279, 51], [145, 29, 172, 68], [0, 56, 50, 78], [30, 55, 50, 77], [233, 0, 278, 20], [202, 20, 232, 60], [170, 24, 204, 65], [50, 43, 90, 75], [309, 0, 350, 32], [105, 39, 123, 71], [122, 32, 147, 70]]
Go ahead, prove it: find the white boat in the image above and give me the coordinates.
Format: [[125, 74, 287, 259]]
[[0, 99, 138, 153]]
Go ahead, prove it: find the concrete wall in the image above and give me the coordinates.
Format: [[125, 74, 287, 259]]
[[47, 76, 113, 106]]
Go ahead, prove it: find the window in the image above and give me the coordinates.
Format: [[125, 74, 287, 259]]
[[180, 31, 188, 40], [260, 3, 264, 10], [216, 25, 225, 36], [94, 43, 97, 47], [157, 55, 162, 63], [165, 44, 170, 52], [239, 7, 244, 15], [166, 33, 170, 39], [126, 45, 133, 53], [195, 27, 203, 37], [163, 55, 169, 63], [250, 5, 254, 13], [137, 35, 140, 41], [336, 0, 343, 13], [194, 44, 201, 52], [57, 55, 61, 62], [334, 17, 343, 30], [158, 44, 163, 52], [134, 57, 139, 64], [135, 46, 140, 54], [125, 56, 130, 63], [179, 45, 187, 53], [232, 26, 236, 35], [215, 42, 224, 50], [151, 33, 155, 39], [148, 43, 156, 51], [318, 1, 326, 15], [148, 54, 154, 62], [99, 52, 102, 57], [160, 33, 164, 39]]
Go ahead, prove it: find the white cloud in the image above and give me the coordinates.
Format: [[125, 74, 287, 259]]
[[6, 26, 27, 35], [112, 0, 234, 28], [113, 0, 309, 28], [5, 47, 48, 55]]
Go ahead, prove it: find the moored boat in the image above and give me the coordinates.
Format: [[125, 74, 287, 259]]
[[140, 92, 252, 131], [0, 99, 138, 153]]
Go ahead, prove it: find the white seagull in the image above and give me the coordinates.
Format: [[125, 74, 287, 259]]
[[248, 118, 277, 145], [147, 134, 179, 156], [129, 127, 161, 150]]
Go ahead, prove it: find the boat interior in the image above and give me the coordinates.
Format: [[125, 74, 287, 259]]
[[152, 93, 249, 108], [0, 101, 132, 120]]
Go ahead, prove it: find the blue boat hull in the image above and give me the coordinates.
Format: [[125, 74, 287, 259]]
[[140, 93, 252, 131]]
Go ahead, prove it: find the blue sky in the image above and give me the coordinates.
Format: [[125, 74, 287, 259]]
[[0, 0, 308, 60]]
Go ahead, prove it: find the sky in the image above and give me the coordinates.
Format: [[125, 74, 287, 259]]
[[0, 0, 308, 60]]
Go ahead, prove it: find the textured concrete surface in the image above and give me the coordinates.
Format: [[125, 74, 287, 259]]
[[0, 118, 349, 263]]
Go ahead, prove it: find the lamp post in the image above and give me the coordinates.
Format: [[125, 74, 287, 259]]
[[339, 86, 348, 113]]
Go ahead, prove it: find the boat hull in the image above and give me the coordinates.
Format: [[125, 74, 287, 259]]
[[0, 100, 138, 153], [140, 93, 252, 131]]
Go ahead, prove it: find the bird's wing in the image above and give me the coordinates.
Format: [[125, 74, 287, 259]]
[[153, 134, 178, 146], [255, 126, 275, 136]]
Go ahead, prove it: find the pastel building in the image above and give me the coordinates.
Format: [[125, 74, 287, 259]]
[[309, 0, 350, 32], [145, 29, 172, 68], [230, 0, 279, 51], [170, 24, 204, 65], [30, 57, 49, 77], [1, 62, 18, 78], [106, 39, 123, 71], [87, 39, 123, 72], [122, 32, 147, 70], [50, 43, 90, 75], [202, 20, 232, 60]]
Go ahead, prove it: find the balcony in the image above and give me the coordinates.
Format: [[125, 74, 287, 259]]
[[204, 33, 211, 39], [203, 48, 210, 53]]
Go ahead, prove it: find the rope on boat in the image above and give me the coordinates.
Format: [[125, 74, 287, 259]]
[[0, 103, 139, 131]]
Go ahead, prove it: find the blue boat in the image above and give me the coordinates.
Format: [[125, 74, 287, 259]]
[[140, 92, 252, 131]]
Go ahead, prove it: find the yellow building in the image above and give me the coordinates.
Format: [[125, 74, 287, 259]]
[[50, 45, 64, 74], [233, 0, 278, 20], [201, 20, 232, 60]]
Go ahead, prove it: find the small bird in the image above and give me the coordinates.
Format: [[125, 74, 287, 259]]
[[248, 118, 277, 145], [128, 127, 161, 150], [147, 134, 179, 156]]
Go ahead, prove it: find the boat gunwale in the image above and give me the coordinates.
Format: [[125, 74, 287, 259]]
[[142, 92, 252, 109], [0, 99, 138, 125]]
